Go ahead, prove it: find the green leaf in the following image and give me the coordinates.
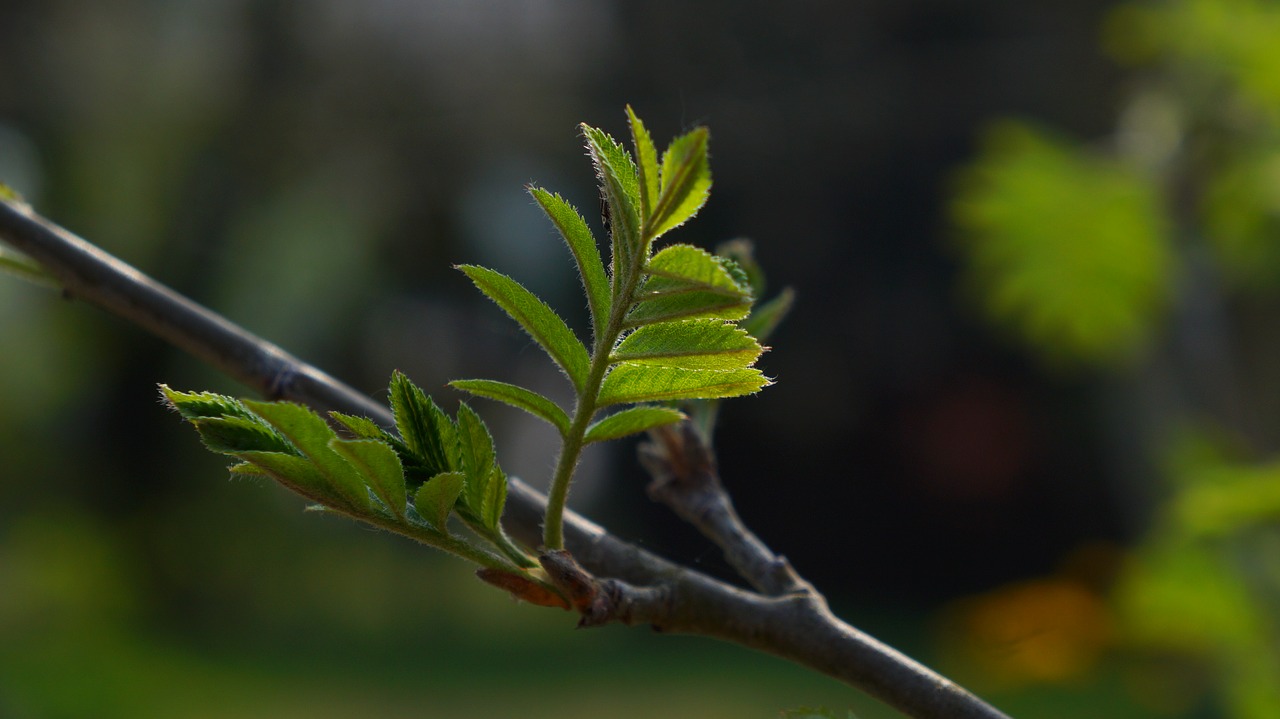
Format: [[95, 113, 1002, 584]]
[[388, 371, 456, 477], [741, 287, 796, 343], [650, 126, 711, 239], [582, 123, 642, 268], [529, 187, 611, 341], [627, 105, 660, 221], [414, 471, 466, 533], [627, 244, 753, 325], [584, 406, 686, 443], [329, 411, 388, 441], [243, 399, 370, 512], [455, 402, 497, 515], [190, 416, 298, 455], [477, 466, 509, 531], [330, 438, 407, 518], [232, 450, 342, 507], [611, 319, 763, 370], [598, 364, 770, 406], [160, 385, 257, 422], [457, 265, 591, 392], [449, 379, 570, 437]]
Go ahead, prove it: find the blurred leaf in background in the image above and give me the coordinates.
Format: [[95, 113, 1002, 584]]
[[948, 0, 1280, 716]]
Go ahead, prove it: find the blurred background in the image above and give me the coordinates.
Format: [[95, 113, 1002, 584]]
[[3, 0, 1280, 717]]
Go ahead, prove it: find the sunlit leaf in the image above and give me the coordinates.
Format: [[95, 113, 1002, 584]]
[[650, 126, 711, 239], [611, 319, 762, 369], [529, 187, 611, 340], [582, 123, 642, 267], [584, 405, 685, 443], [160, 385, 257, 422], [627, 105, 660, 221], [457, 265, 591, 391], [598, 364, 769, 405], [627, 244, 753, 325], [449, 378, 570, 436]]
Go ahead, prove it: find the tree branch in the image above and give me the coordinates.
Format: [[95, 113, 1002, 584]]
[[640, 421, 807, 596], [0, 198, 1012, 719]]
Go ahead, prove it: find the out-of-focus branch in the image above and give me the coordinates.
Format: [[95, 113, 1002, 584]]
[[640, 421, 806, 596], [0, 199, 1013, 719]]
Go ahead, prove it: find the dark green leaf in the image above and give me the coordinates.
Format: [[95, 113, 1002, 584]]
[[243, 399, 370, 512], [611, 319, 762, 370], [584, 406, 685, 443], [388, 371, 456, 476], [455, 403, 497, 515], [598, 364, 770, 405], [414, 471, 465, 533], [330, 437, 407, 517], [650, 126, 711, 239], [232, 450, 344, 508], [627, 105, 660, 221], [190, 416, 298, 455], [449, 379, 570, 437], [529, 187, 611, 340], [478, 466, 509, 531], [457, 265, 591, 392]]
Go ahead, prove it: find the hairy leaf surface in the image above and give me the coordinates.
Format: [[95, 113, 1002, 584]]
[[627, 245, 753, 324], [449, 379, 570, 436], [190, 416, 298, 455], [330, 437, 407, 518], [611, 319, 762, 369], [584, 405, 685, 443], [529, 187, 610, 339], [243, 400, 370, 511], [582, 124, 642, 266], [627, 105, 660, 221], [651, 127, 711, 239], [458, 265, 590, 391], [414, 471, 465, 533], [389, 371, 457, 477], [598, 364, 769, 405]]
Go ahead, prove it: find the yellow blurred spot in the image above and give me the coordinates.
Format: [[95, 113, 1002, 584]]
[[941, 577, 1113, 689]]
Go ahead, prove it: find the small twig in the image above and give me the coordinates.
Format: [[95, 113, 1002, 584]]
[[640, 421, 806, 596], [0, 199, 1012, 719]]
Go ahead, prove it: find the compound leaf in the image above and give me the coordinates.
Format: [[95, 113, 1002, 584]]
[[598, 364, 770, 406], [584, 405, 685, 443], [449, 379, 570, 437], [457, 265, 590, 392], [611, 319, 763, 370]]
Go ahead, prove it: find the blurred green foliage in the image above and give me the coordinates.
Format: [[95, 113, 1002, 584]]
[[951, 0, 1280, 716]]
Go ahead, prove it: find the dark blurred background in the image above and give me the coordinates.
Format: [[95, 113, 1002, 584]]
[[4, 1, 1264, 717]]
